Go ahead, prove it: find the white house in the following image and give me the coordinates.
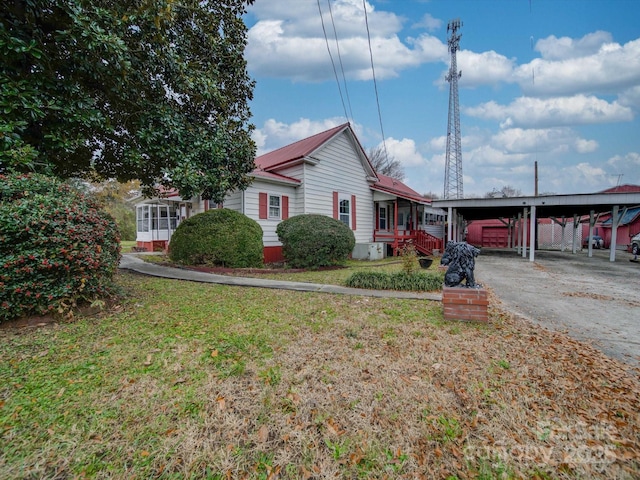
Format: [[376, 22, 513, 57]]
[[135, 123, 445, 261]]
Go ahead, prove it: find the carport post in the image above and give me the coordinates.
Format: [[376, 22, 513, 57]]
[[516, 213, 522, 254], [572, 214, 579, 254], [587, 210, 595, 258], [522, 208, 528, 258], [529, 205, 536, 262], [610, 205, 619, 262], [447, 207, 453, 242]]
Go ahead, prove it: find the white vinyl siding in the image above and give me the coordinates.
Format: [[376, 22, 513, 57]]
[[244, 181, 296, 247], [222, 190, 243, 213], [297, 131, 374, 243]]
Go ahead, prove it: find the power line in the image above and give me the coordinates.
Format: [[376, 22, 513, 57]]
[[326, 0, 354, 122], [362, 0, 390, 164], [316, 0, 349, 121]]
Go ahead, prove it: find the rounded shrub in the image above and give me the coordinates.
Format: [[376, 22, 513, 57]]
[[0, 173, 121, 322], [169, 209, 263, 268], [276, 214, 356, 269]]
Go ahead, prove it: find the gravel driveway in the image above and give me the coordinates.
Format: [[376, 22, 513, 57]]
[[474, 248, 640, 367]]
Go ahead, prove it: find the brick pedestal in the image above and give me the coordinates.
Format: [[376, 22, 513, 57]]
[[442, 286, 489, 323]]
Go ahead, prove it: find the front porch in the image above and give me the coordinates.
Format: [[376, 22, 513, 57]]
[[372, 195, 445, 256]]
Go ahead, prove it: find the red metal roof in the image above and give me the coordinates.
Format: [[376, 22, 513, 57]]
[[599, 184, 640, 193], [251, 170, 301, 184], [255, 123, 351, 170], [372, 173, 429, 204]]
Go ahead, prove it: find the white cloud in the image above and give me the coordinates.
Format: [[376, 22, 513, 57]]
[[467, 144, 528, 166], [607, 152, 640, 185], [466, 95, 633, 128], [492, 128, 598, 154], [515, 38, 640, 96], [382, 137, 426, 167], [246, 0, 445, 82], [574, 138, 599, 154], [455, 50, 516, 88], [253, 117, 347, 155], [411, 13, 442, 32], [534, 31, 613, 60], [618, 85, 640, 109]]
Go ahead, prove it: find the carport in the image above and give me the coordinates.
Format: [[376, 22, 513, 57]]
[[432, 192, 640, 262]]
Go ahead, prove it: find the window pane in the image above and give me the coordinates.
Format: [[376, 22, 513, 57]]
[[269, 195, 280, 218]]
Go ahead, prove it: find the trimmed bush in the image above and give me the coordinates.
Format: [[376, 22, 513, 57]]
[[169, 209, 263, 268], [344, 271, 444, 292], [0, 173, 121, 322], [276, 214, 356, 269]]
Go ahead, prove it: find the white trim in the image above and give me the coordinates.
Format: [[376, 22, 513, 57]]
[[268, 193, 282, 220]]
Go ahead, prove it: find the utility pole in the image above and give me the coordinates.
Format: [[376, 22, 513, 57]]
[[443, 18, 463, 199]]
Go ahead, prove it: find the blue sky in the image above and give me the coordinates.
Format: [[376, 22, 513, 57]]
[[243, 0, 640, 197]]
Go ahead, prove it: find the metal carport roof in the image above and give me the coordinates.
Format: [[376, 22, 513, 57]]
[[432, 192, 640, 262], [432, 192, 640, 222]]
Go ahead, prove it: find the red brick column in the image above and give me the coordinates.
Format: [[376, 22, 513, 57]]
[[442, 286, 489, 323]]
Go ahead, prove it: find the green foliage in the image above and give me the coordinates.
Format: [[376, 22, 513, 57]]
[[276, 214, 356, 269], [91, 180, 139, 241], [0, 0, 256, 201], [344, 271, 444, 292], [0, 173, 121, 321], [400, 243, 419, 275], [169, 209, 263, 268]]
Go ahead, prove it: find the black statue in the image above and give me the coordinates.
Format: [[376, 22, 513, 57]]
[[440, 241, 481, 288]]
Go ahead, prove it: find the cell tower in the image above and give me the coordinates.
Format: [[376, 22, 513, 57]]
[[443, 18, 463, 199]]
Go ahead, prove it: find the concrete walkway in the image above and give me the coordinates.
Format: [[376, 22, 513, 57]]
[[118, 254, 442, 301]]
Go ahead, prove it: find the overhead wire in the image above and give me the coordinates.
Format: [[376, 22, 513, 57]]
[[316, 0, 350, 122], [362, 0, 390, 164], [326, 0, 354, 122]]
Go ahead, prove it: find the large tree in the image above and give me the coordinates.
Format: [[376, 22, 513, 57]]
[[0, 0, 256, 201], [485, 185, 523, 198], [367, 145, 404, 180]]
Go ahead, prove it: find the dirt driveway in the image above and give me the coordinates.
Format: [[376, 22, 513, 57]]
[[474, 248, 640, 367]]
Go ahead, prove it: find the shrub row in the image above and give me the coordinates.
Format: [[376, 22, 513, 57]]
[[344, 271, 444, 292], [277, 214, 355, 269], [169, 209, 263, 268], [0, 173, 121, 321]]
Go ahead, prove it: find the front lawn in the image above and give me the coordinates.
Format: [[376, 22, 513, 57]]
[[1, 273, 638, 478]]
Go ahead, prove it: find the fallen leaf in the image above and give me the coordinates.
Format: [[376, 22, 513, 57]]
[[143, 354, 152, 366], [257, 425, 269, 443]]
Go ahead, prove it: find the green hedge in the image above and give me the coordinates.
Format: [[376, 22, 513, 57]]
[[169, 209, 263, 268], [0, 173, 121, 321], [344, 271, 444, 292], [276, 214, 355, 269]]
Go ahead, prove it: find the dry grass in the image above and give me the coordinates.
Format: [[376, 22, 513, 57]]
[[1, 273, 639, 479]]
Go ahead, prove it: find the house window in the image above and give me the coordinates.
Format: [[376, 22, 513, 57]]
[[137, 206, 149, 232], [269, 194, 281, 219], [379, 206, 387, 230], [339, 195, 350, 227]]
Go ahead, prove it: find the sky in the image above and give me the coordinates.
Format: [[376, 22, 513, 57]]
[[242, 0, 640, 198]]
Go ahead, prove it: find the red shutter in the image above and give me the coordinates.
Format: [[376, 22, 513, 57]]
[[333, 191, 339, 219], [282, 195, 289, 220], [259, 192, 268, 219], [204, 200, 209, 212], [351, 195, 357, 230]]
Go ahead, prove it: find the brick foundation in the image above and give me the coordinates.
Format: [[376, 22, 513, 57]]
[[442, 286, 489, 323]]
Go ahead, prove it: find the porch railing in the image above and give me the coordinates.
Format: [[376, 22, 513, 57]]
[[373, 230, 443, 256]]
